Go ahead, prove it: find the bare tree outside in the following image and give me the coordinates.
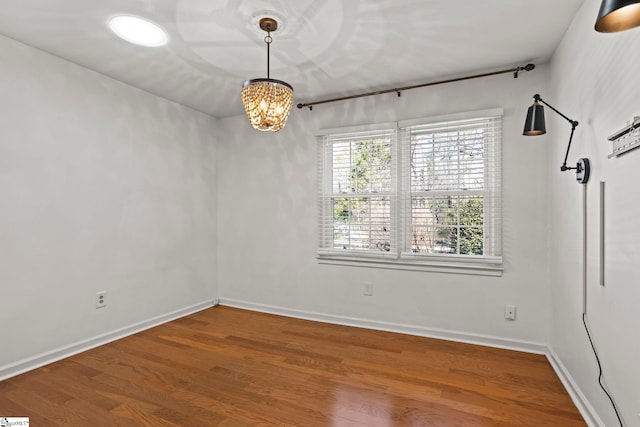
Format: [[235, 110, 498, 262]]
[[410, 127, 485, 255], [331, 137, 392, 252]]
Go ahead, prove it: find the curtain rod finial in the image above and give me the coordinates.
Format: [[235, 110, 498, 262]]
[[515, 64, 536, 78]]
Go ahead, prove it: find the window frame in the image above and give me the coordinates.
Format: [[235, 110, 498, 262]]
[[317, 110, 503, 276]]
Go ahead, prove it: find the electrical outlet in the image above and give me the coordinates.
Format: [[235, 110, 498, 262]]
[[363, 282, 373, 296], [505, 305, 516, 320], [96, 291, 107, 309]]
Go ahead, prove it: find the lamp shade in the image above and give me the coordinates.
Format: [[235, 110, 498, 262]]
[[595, 0, 640, 32], [241, 78, 294, 132], [523, 101, 546, 136]]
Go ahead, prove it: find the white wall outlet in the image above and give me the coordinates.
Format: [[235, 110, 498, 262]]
[[96, 291, 107, 309], [363, 282, 373, 296], [505, 305, 516, 320]]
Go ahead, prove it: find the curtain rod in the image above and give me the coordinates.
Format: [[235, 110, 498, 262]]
[[296, 63, 535, 110]]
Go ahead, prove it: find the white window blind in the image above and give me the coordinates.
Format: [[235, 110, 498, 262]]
[[399, 114, 502, 261], [318, 109, 503, 273], [318, 127, 397, 258]]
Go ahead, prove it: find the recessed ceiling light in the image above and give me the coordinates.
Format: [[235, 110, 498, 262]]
[[108, 15, 168, 47]]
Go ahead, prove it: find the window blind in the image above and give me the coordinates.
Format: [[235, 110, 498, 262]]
[[318, 128, 397, 258], [399, 114, 502, 259]]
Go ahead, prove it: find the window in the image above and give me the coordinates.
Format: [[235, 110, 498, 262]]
[[400, 113, 502, 260], [318, 109, 503, 275], [318, 125, 397, 256]]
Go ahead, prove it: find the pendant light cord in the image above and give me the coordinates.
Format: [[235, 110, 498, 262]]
[[582, 184, 624, 427]]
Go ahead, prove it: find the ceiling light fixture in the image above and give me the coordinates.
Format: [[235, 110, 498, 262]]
[[241, 17, 294, 132], [595, 0, 640, 32], [523, 94, 590, 184], [108, 15, 168, 47]]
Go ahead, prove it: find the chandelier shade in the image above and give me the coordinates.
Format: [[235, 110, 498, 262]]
[[241, 78, 294, 132]]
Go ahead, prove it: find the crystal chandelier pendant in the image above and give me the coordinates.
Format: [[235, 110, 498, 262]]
[[241, 78, 293, 132], [241, 18, 294, 132]]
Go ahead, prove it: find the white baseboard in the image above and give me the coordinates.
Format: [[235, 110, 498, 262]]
[[0, 299, 215, 381], [218, 298, 547, 354], [546, 347, 605, 427]]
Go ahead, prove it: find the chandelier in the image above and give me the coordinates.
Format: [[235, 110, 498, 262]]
[[241, 17, 294, 132]]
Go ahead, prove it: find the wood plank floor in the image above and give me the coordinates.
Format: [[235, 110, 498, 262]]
[[0, 306, 585, 426]]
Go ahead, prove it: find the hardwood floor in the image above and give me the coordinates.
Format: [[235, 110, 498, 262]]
[[0, 306, 585, 426]]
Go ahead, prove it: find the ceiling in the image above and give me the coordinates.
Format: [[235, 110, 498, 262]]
[[0, 0, 585, 118]]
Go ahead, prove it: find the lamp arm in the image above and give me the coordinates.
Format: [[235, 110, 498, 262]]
[[534, 94, 578, 126], [561, 124, 578, 171], [534, 94, 580, 171]]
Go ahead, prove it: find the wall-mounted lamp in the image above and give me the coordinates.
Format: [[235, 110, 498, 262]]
[[595, 0, 640, 32], [523, 94, 590, 184]]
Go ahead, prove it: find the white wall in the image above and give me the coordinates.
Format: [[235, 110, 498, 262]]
[[548, 1, 640, 426], [0, 2, 634, 422], [0, 35, 219, 373], [3, 4, 635, 422], [218, 66, 551, 347]]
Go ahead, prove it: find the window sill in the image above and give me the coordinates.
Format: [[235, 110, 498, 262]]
[[317, 253, 503, 277]]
